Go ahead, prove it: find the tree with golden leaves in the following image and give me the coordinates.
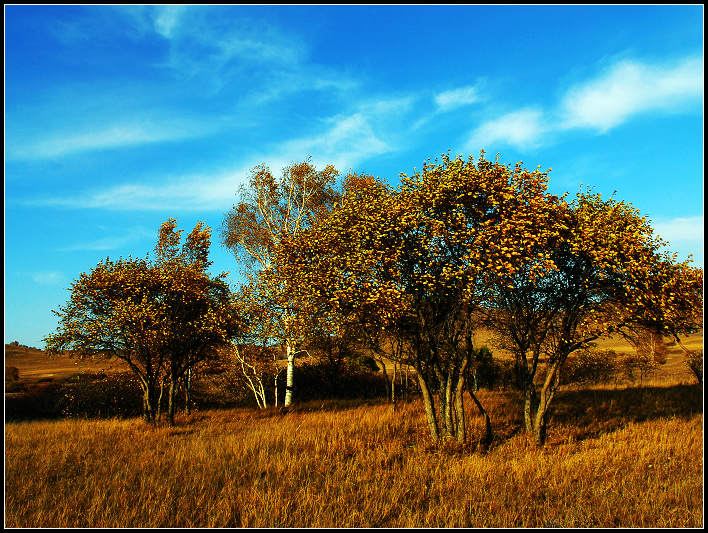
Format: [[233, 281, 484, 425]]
[[45, 219, 244, 425], [278, 153, 559, 447], [221, 159, 340, 406], [479, 191, 703, 445]]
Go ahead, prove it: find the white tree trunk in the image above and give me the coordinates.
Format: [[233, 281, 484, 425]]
[[284, 339, 296, 406]]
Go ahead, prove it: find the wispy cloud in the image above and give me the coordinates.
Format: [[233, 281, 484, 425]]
[[30, 177, 240, 212], [280, 113, 392, 173], [9, 118, 217, 161], [27, 110, 397, 211], [411, 83, 484, 131], [652, 215, 704, 265], [152, 5, 188, 39], [58, 227, 155, 252], [653, 216, 703, 244], [465, 108, 548, 151], [435, 84, 482, 111], [560, 57, 703, 132], [150, 6, 306, 82]]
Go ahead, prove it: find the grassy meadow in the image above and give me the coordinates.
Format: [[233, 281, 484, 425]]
[[4, 333, 704, 528]]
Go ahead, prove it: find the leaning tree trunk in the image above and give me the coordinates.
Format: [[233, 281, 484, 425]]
[[531, 358, 564, 446], [141, 380, 158, 424], [157, 379, 166, 422], [523, 386, 538, 434], [379, 357, 391, 403], [442, 370, 456, 438], [454, 369, 466, 443], [433, 362, 456, 440], [453, 356, 470, 443], [391, 362, 397, 412], [417, 372, 439, 441], [468, 389, 493, 450]]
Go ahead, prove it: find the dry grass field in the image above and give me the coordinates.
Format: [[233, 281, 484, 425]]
[[5, 343, 129, 386], [4, 333, 703, 528]]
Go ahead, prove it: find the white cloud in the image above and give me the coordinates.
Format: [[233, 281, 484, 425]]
[[560, 57, 702, 132], [652, 216, 703, 244], [465, 108, 548, 151], [153, 7, 306, 79], [9, 119, 216, 160], [279, 112, 393, 173], [28, 110, 396, 211], [34, 174, 245, 212], [460, 56, 702, 152], [652, 215, 704, 265], [435, 85, 482, 111]]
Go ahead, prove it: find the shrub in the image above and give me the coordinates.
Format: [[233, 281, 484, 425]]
[[484, 358, 517, 391], [57, 371, 143, 419], [294, 359, 387, 402], [5, 380, 26, 393], [686, 351, 703, 385], [468, 346, 504, 390], [562, 349, 619, 386], [618, 352, 659, 385], [5, 382, 64, 420]]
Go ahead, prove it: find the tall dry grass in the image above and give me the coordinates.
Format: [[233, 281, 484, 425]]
[[5, 381, 703, 528]]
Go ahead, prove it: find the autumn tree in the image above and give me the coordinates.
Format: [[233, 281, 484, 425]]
[[221, 159, 340, 406], [45, 219, 244, 425], [278, 154, 559, 447], [479, 191, 703, 445], [275, 173, 411, 405], [628, 328, 669, 365], [230, 278, 289, 407]]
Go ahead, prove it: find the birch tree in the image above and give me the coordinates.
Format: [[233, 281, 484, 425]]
[[221, 159, 340, 406]]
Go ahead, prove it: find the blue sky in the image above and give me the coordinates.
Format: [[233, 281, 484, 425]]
[[4, 5, 704, 347]]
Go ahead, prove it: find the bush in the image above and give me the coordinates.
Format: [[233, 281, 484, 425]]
[[347, 354, 380, 373], [686, 351, 703, 385], [617, 352, 659, 385], [5, 382, 64, 420], [201, 355, 388, 409], [57, 371, 144, 419], [293, 359, 387, 402], [562, 349, 619, 386], [469, 346, 509, 390], [6, 365, 19, 381]]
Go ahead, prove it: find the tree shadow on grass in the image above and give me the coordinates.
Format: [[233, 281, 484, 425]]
[[467, 384, 702, 450], [546, 383, 702, 442]]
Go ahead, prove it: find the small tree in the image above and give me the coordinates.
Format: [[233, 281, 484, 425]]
[[45, 219, 244, 425], [230, 279, 289, 407], [228, 343, 272, 409], [628, 327, 669, 365]]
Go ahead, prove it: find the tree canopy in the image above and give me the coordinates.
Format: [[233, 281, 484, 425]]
[[45, 219, 244, 424], [276, 152, 703, 445], [221, 159, 341, 406]]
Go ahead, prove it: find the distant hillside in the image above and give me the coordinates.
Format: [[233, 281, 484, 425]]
[[5, 341, 43, 353]]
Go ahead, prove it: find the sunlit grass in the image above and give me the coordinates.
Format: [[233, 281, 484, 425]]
[[5, 382, 702, 528]]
